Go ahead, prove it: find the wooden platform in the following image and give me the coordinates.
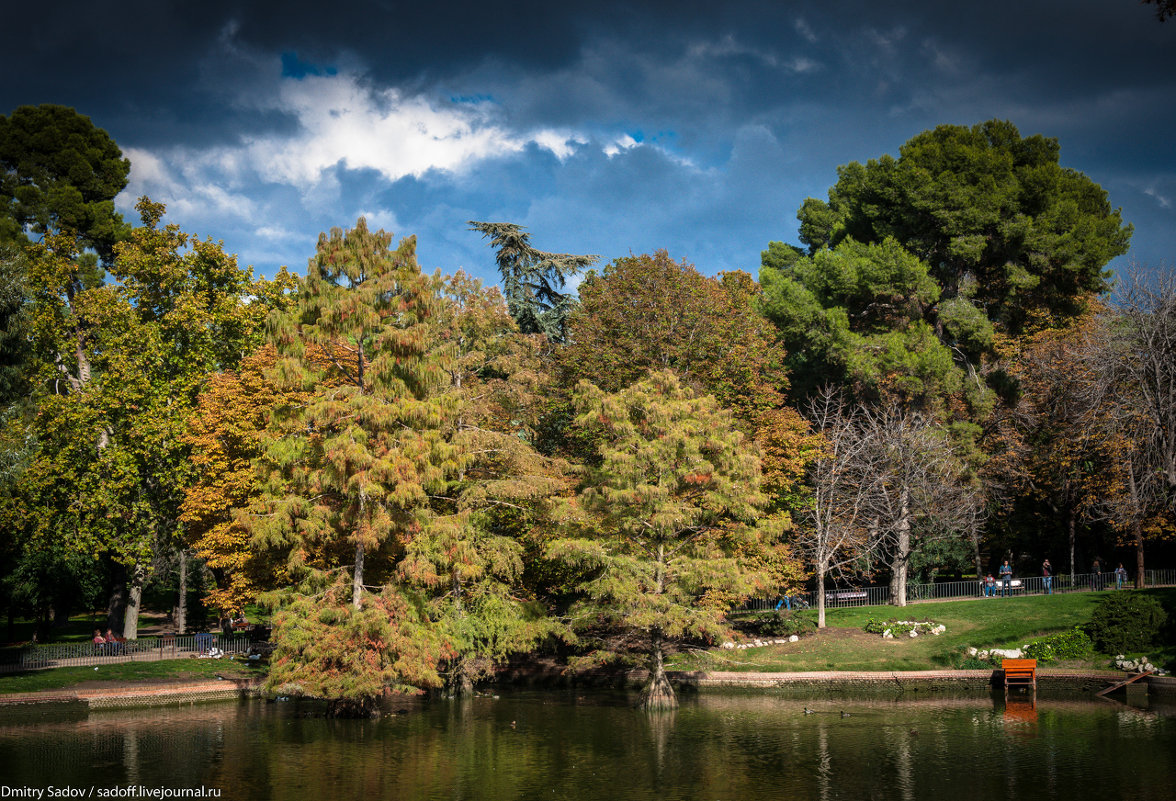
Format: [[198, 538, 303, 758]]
[[1002, 659, 1037, 692]]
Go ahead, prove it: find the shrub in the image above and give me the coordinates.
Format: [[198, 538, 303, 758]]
[[1085, 593, 1168, 654], [1023, 627, 1093, 662], [738, 611, 817, 639]]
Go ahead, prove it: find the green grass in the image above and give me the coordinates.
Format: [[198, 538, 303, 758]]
[[670, 588, 1176, 673], [0, 657, 265, 695]]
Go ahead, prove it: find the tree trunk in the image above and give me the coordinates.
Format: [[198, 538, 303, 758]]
[[107, 563, 127, 635], [1067, 509, 1076, 584], [890, 488, 911, 607], [1134, 520, 1146, 589], [640, 630, 677, 710], [352, 543, 364, 610], [123, 563, 146, 640], [816, 558, 828, 629], [176, 549, 188, 634]]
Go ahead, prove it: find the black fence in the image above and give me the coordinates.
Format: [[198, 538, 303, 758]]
[[0, 632, 255, 673], [733, 568, 1176, 614]]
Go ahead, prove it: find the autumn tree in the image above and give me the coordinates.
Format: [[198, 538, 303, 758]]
[[1000, 306, 1112, 580], [548, 371, 770, 710], [180, 346, 303, 616], [398, 271, 568, 695], [250, 219, 462, 713], [468, 221, 597, 341], [558, 253, 813, 593], [1084, 272, 1176, 584]]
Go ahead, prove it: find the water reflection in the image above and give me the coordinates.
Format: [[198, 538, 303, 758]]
[[0, 692, 1173, 801]]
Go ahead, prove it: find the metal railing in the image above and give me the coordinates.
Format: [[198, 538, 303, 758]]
[[0, 633, 254, 673], [733, 568, 1176, 615]]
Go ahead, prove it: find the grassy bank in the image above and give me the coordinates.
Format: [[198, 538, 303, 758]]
[[670, 588, 1176, 673], [0, 657, 265, 695]]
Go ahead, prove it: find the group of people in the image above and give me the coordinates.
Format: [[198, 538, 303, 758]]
[[91, 628, 123, 654], [983, 558, 1129, 597]]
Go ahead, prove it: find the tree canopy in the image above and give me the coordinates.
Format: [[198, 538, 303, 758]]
[[0, 105, 130, 262], [785, 119, 1131, 336]]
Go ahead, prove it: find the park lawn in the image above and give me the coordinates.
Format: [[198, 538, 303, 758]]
[[670, 590, 1144, 673], [0, 656, 265, 695]]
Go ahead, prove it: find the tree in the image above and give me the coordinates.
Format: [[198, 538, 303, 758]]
[[858, 405, 982, 606], [789, 120, 1131, 337], [7, 199, 277, 638], [0, 105, 130, 262], [547, 371, 770, 709], [249, 219, 460, 711], [759, 237, 965, 411], [468, 221, 597, 341], [398, 271, 568, 695], [796, 393, 884, 627], [1085, 272, 1176, 584], [1001, 306, 1111, 580], [562, 253, 790, 421], [180, 346, 303, 616], [559, 253, 813, 592]]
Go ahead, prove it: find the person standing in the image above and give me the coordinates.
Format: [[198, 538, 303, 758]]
[[1115, 563, 1128, 589], [1092, 558, 1102, 590], [1042, 558, 1053, 595], [999, 560, 1013, 597]]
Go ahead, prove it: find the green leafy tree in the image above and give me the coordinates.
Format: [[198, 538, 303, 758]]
[[468, 221, 597, 341], [0, 104, 130, 262], [7, 200, 277, 638], [760, 237, 964, 411], [547, 371, 770, 709]]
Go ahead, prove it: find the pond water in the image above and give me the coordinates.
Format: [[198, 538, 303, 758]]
[[1, 690, 1174, 801]]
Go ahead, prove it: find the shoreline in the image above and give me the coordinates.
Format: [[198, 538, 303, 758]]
[[1, 668, 1144, 710]]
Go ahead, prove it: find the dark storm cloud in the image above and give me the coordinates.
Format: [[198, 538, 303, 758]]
[[2, 0, 1173, 282]]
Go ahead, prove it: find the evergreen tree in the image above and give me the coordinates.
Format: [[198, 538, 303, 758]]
[[468, 221, 597, 341], [0, 104, 130, 263]]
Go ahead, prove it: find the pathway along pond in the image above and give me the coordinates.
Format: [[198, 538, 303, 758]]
[[1, 690, 1174, 800]]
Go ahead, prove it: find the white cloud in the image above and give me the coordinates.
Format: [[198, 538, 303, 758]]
[[795, 18, 818, 44], [603, 134, 642, 157], [239, 73, 529, 186], [1144, 186, 1172, 209], [531, 130, 589, 160]]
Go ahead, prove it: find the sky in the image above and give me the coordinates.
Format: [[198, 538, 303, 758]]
[[2, 0, 1174, 290]]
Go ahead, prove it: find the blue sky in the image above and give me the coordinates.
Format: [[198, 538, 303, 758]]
[[3, 1, 1173, 290]]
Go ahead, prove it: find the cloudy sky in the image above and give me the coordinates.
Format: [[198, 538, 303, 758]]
[[2, 1, 1173, 289]]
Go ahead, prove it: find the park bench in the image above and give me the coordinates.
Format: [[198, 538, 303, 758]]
[[828, 589, 869, 606], [1002, 658, 1037, 691]]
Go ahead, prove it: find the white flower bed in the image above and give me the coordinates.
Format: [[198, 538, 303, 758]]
[[880, 621, 946, 639]]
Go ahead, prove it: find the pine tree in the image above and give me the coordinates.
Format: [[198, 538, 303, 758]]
[[468, 221, 597, 341]]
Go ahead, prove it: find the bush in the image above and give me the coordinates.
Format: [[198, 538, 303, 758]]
[[1085, 593, 1168, 654], [737, 611, 817, 639], [1023, 627, 1093, 662]]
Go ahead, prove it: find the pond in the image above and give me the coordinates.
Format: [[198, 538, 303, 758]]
[[1, 690, 1174, 801]]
